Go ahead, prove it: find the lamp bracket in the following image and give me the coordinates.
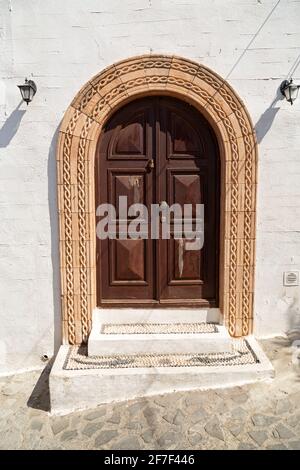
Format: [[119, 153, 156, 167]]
[[280, 79, 291, 96]]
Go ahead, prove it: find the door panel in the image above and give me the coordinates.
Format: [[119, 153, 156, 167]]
[[110, 171, 146, 214], [97, 101, 154, 301], [113, 239, 146, 283], [170, 171, 203, 216], [171, 237, 202, 283], [113, 114, 146, 156], [168, 112, 204, 157], [158, 97, 218, 304], [108, 110, 150, 160], [96, 96, 219, 306]]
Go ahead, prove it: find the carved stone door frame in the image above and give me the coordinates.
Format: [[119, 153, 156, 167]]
[[56, 54, 257, 345]]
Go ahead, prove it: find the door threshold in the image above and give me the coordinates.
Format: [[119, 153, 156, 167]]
[[93, 307, 221, 324], [99, 299, 217, 309]]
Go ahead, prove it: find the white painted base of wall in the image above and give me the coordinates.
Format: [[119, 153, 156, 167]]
[[50, 336, 274, 415]]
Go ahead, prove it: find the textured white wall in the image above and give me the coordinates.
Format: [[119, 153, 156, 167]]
[[0, 0, 300, 373]]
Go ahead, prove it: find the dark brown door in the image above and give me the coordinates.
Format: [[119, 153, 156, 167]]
[[96, 97, 219, 307]]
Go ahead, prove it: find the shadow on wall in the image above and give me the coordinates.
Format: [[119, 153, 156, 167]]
[[0, 101, 26, 148], [287, 303, 300, 381], [48, 124, 62, 355], [268, 294, 300, 380], [254, 47, 300, 144], [254, 87, 284, 144], [286, 296, 300, 340]]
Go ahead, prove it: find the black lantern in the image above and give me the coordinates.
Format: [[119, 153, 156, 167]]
[[18, 78, 37, 105], [280, 79, 300, 105]]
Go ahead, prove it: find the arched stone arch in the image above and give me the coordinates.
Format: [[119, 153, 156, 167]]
[[57, 54, 257, 345]]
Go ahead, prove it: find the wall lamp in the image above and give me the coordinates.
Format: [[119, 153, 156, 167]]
[[280, 79, 300, 105], [18, 78, 37, 105]]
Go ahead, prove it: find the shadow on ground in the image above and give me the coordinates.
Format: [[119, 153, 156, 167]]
[[27, 359, 54, 412]]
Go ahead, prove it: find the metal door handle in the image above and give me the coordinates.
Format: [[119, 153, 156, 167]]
[[147, 159, 155, 170]]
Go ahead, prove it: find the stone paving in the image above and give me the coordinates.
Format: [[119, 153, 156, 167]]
[[0, 337, 300, 450]]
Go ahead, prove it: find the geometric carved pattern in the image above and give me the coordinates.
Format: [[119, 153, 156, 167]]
[[174, 174, 201, 208], [56, 54, 257, 343], [115, 240, 145, 281], [115, 175, 144, 207]]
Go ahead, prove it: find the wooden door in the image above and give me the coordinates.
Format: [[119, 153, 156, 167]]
[[96, 97, 219, 307]]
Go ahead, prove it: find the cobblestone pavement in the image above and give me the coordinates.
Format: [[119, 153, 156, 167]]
[[0, 337, 300, 450]]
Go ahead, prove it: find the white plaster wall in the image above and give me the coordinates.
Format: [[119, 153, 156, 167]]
[[0, 0, 300, 372]]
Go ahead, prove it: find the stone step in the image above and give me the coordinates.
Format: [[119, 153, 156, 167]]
[[92, 307, 221, 325], [88, 321, 232, 356], [88, 309, 229, 356], [50, 337, 275, 415]]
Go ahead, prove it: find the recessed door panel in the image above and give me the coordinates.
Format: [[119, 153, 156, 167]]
[[110, 171, 146, 215], [168, 112, 204, 157], [171, 237, 202, 282], [112, 239, 146, 284], [108, 109, 150, 160]]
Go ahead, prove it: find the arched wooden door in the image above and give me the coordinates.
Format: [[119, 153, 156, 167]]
[[96, 96, 219, 308]]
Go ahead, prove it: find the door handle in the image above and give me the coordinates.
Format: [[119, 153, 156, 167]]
[[147, 159, 155, 170]]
